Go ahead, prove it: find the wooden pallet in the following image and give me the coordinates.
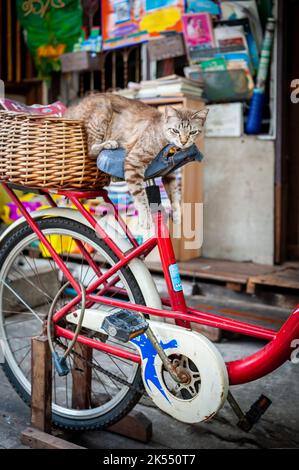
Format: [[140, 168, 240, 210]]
[[247, 265, 299, 294], [147, 257, 275, 291], [20, 335, 152, 449], [147, 258, 299, 295]]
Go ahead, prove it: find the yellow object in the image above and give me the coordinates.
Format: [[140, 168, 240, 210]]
[[37, 43, 66, 59], [1, 206, 13, 225], [40, 234, 94, 257], [40, 234, 77, 257], [0, 192, 45, 225], [140, 7, 181, 34]]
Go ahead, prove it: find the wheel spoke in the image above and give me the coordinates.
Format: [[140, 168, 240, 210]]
[[1, 279, 43, 324]]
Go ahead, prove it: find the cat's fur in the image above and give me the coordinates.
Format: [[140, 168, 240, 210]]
[[65, 93, 208, 229]]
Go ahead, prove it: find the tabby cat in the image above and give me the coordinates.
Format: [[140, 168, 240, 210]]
[[65, 93, 208, 230]]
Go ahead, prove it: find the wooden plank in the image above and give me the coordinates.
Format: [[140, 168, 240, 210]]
[[179, 160, 203, 261], [142, 96, 203, 105], [151, 257, 299, 294], [246, 278, 257, 294], [60, 51, 101, 73], [285, 1, 299, 262], [274, 0, 287, 264], [147, 35, 185, 61], [226, 282, 243, 292], [21, 427, 86, 450], [26, 51, 35, 79], [179, 258, 275, 278], [247, 268, 299, 293], [178, 98, 205, 261], [186, 296, 285, 331], [135, 46, 140, 83], [108, 410, 152, 443], [31, 335, 52, 433], [287, 244, 299, 258], [112, 50, 116, 89], [123, 48, 129, 88], [90, 394, 152, 443], [0, 0, 2, 77], [190, 321, 222, 342], [147, 257, 281, 285], [7, 0, 13, 81], [72, 343, 92, 410], [16, 21, 22, 82]]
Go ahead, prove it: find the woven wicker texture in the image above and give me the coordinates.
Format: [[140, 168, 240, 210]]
[[0, 111, 110, 190]]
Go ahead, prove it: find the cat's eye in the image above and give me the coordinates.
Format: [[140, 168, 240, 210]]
[[190, 130, 198, 135], [171, 128, 179, 134]]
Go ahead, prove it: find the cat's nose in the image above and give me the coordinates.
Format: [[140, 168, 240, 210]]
[[180, 136, 188, 145]]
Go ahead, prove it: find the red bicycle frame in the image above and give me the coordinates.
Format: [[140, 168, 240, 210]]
[[2, 182, 299, 386]]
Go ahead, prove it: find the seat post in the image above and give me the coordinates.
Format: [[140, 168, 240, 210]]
[[145, 178, 162, 213], [145, 178, 157, 187]]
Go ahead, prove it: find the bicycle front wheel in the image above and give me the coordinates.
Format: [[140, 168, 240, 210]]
[[0, 217, 145, 430]]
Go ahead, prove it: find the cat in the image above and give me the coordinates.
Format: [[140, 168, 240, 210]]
[[65, 93, 208, 230]]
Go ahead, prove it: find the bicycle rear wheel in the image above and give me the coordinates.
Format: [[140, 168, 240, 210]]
[[0, 217, 145, 430]]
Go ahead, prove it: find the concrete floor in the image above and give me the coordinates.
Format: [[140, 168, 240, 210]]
[[1, 336, 299, 450]]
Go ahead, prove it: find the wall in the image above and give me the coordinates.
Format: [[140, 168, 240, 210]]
[[202, 136, 275, 265]]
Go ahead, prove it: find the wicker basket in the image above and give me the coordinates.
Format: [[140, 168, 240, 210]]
[[0, 111, 110, 190]]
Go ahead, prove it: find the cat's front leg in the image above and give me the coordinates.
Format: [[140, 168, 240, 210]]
[[86, 110, 118, 157], [124, 160, 152, 232], [134, 192, 153, 232], [162, 173, 181, 225]]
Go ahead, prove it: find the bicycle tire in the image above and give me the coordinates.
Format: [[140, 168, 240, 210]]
[[0, 217, 146, 430]]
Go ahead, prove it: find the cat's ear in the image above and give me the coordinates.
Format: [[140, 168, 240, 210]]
[[164, 106, 178, 120], [191, 108, 209, 125]]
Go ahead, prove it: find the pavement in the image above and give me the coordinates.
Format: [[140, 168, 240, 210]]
[[1, 335, 299, 450]]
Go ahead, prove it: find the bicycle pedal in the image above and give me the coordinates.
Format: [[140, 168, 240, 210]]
[[101, 309, 149, 343], [237, 394, 272, 432]]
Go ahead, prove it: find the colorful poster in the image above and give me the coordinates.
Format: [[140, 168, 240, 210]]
[[16, 0, 83, 76], [186, 0, 221, 15], [101, 0, 184, 51], [145, 0, 177, 10]]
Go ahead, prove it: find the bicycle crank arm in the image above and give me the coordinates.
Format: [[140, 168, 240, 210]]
[[66, 307, 229, 424]]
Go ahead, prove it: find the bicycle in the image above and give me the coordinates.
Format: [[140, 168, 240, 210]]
[[0, 145, 299, 433]]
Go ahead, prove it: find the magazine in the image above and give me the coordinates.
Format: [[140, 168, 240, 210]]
[[182, 13, 215, 50], [214, 25, 249, 52], [0, 98, 66, 116]]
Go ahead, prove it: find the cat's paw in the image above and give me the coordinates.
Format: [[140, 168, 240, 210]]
[[171, 203, 182, 225], [102, 140, 119, 150], [90, 143, 103, 157], [138, 211, 153, 232]]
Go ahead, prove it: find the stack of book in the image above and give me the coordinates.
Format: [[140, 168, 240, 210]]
[[116, 75, 204, 100]]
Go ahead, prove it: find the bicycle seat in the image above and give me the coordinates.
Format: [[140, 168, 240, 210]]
[[97, 144, 204, 181]]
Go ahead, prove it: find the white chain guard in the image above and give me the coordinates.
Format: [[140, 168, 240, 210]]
[[131, 320, 229, 424]]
